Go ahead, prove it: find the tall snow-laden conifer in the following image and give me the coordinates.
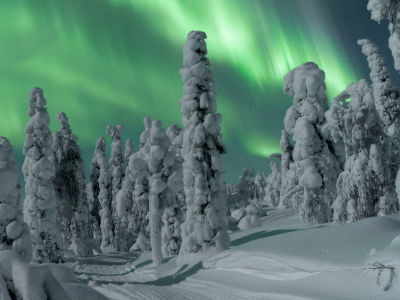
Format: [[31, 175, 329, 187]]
[[147, 120, 171, 264], [92, 137, 114, 252], [328, 80, 386, 222], [128, 118, 152, 251], [52, 112, 92, 256], [107, 125, 127, 251], [283, 63, 341, 224], [22, 87, 63, 263], [179, 31, 229, 259], [0, 137, 32, 261], [359, 39, 400, 214], [89, 138, 103, 246]]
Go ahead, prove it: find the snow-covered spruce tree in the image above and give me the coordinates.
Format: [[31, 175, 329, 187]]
[[328, 80, 386, 222], [162, 124, 184, 257], [282, 62, 341, 224], [52, 112, 92, 257], [278, 129, 294, 208], [178, 31, 229, 259], [89, 138, 104, 246], [146, 120, 171, 264], [358, 39, 400, 214], [264, 161, 281, 207], [106, 125, 127, 252], [238, 168, 255, 206], [0, 137, 32, 260], [127, 118, 152, 251], [92, 137, 115, 252], [254, 171, 266, 203], [22, 87, 63, 263]]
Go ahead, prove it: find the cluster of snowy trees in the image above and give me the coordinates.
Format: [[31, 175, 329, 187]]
[[0, 30, 230, 271], [242, 0, 400, 225]]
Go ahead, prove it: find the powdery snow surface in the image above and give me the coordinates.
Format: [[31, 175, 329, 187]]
[[64, 207, 400, 300]]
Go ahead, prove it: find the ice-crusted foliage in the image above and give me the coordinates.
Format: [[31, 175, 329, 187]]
[[179, 31, 229, 258], [283, 63, 341, 224], [52, 112, 92, 257], [264, 162, 281, 207], [89, 139, 103, 246], [0, 250, 107, 300], [22, 87, 63, 264], [278, 129, 295, 208], [107, 125, 127, 252], [238, 168, 256, 206], [0, 138, 31, 261], [329, 80, 390, 222], [367, 0, 400, 71], [92, 137, 114, 252]]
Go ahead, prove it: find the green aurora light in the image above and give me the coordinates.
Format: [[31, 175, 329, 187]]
[[0, 0, 362, 182]]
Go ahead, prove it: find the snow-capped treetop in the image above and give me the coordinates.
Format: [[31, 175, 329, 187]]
[[140, 117, 152, 149], [368, 0, 393, 23], [23, 87, 52, 158], [27, 87, 47, 117], [56, 112, 77, 142], [283, 62, 328, 113]]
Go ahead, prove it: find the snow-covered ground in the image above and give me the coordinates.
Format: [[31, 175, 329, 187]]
[[66, 207, 400, 299]]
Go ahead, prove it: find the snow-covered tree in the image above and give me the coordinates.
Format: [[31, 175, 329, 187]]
[[283, 63, 341, 224], [254, 171, 266, 203], [106, 125, 127, 252], [359, 39, 400, 212], [238, 168, 255, 206], [52, 112, 92, 256], [146, 120, 171, 264], [22, 87, 63, 263], [89, 139, 103, 246], [179, 31, 230, 259], [0, 137, 31, 261], [264, 161, 281, 207], [92, 137, 114, 252], [127, 118, 152, 252], [329, 80, 386, 222]]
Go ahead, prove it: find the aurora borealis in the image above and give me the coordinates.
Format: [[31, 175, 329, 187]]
[[0, 0, 393, 182]]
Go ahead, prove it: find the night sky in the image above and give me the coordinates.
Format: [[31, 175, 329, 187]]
[[1, 0, 398, 183]]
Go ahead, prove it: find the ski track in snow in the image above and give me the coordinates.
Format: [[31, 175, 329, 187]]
[[67, 248, 324, 299]]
